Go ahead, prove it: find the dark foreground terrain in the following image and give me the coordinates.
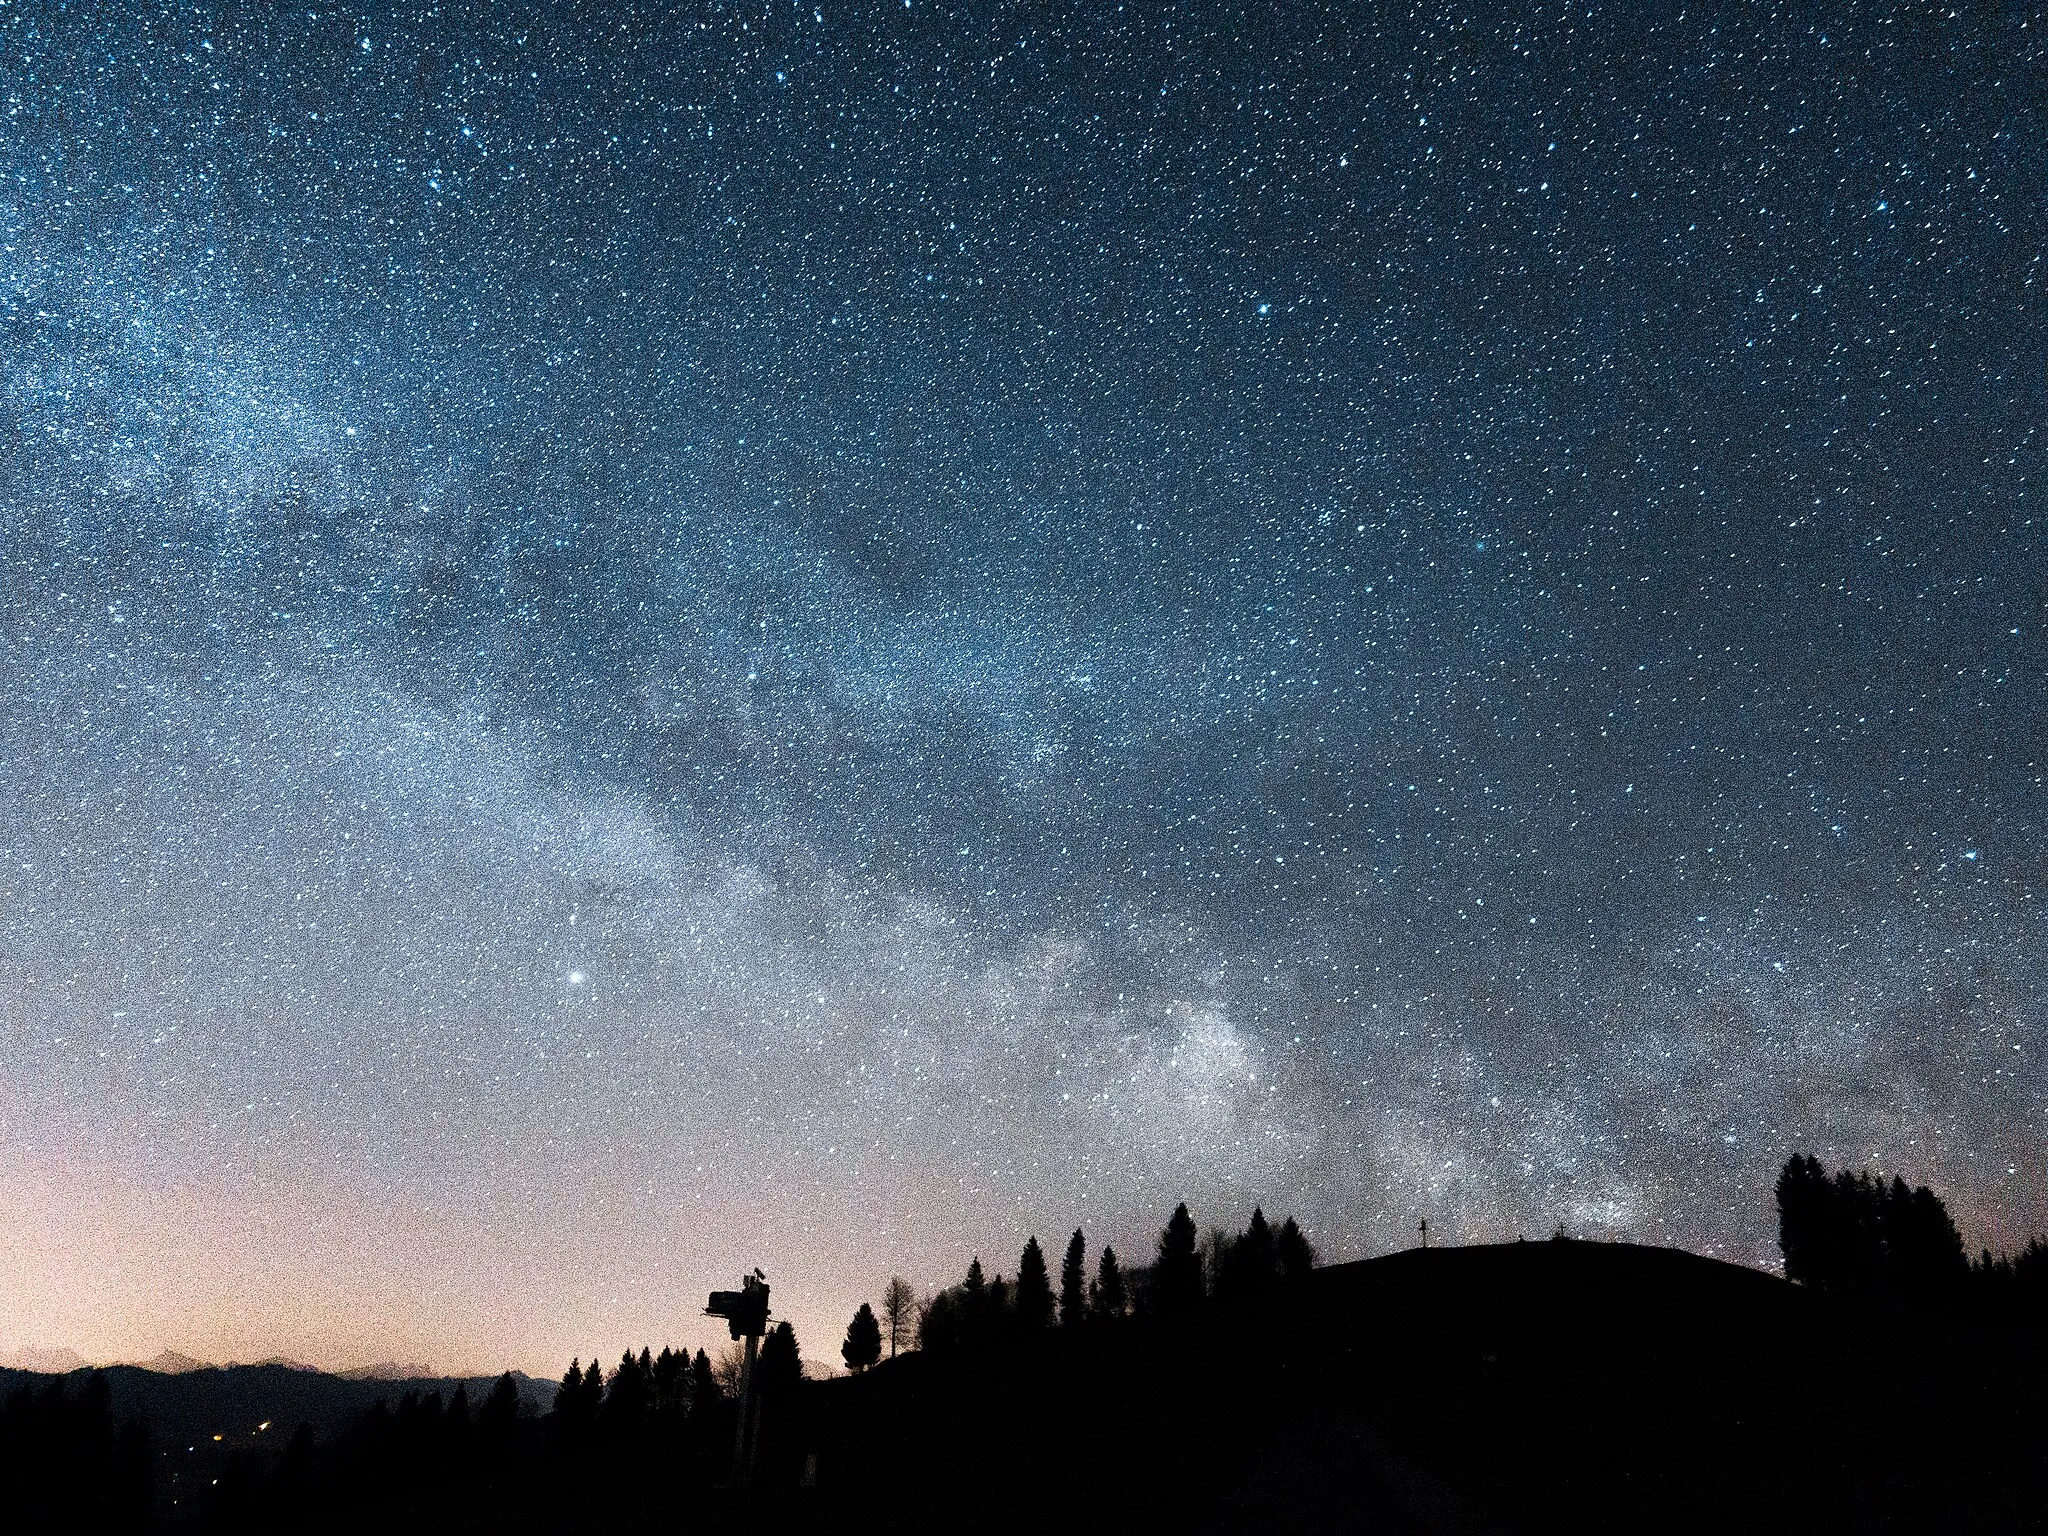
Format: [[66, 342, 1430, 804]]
[[12, 1241, 2047, 1533], [809, 1240, 2048, 1533]]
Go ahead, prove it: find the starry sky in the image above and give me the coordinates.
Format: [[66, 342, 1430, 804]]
[[1, 2, 2043, 1375]]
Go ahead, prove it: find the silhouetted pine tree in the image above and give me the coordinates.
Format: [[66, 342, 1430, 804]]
[[1060, 1230, 1088, 1326], [579, 1351, 607, 1418], [691, 1349, 720, 1417], [1218, 1207, 1278, 1306], [1156, 1203, 1203, 1317], [918, 1288, 963, 1354], [1277, 1216, 1316, 1281], [555, 1359, 586, 1420], [842, 1303, 883, 1372], [604, 1348, 649, 1432], [1015, 1236, 1055, 1331], [1777, 1154, 1829, 1286], [1976, 1238, 2048, 1313], [1243, 1207, 1277, 1279], [962, 1256, 993, 1345], [756, 1321, 805, 1482], [1093, 1245, 1127, 1320], [481, 1371, 521, 1443], [1889, 1177, 1968, 1299], [446, 1380, 473, 1457], [761, 1321, 803, 1394], [652, 1346, 687, 1422]]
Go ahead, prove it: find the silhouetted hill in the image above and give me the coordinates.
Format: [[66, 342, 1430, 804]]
[[137, 1351, 212, 1375], [801, 1240, 2048, 1535], [336, 1361, 437, 1381]]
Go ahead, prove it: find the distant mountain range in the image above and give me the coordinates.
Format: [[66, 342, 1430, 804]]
[[337, 1361, 437, 1381], [0, 1346, 88, 1373], [4, 1349, 435, 1377], [137, 1350, 211, 1374]]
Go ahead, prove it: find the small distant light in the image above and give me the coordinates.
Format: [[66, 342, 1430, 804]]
[[567, 970, 587, 986]]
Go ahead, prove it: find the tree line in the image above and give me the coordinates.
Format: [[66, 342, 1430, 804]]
[[850, 1202, 1317, 1364], [0, 1371, 151, 1527], [1776, 1153, 2048, 1311]]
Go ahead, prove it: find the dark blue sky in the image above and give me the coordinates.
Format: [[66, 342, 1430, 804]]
[[1, 2, 2042, 1370]]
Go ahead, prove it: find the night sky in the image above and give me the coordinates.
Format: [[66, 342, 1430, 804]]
[[2, 2, 2043, 1374]]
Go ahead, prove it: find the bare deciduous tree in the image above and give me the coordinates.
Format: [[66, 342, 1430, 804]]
[[881, 1276, 916, 1358]]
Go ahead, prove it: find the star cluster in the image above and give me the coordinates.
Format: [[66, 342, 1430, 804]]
[[0, 2, 2042, 1371]]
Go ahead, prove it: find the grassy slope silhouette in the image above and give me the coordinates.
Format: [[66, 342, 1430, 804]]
[[804, 1240, 2048, 1534]]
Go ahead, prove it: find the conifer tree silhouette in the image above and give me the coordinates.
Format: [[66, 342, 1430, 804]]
[[1156, 1203, 1203, 1316], [446, 1380, 473, 1456], [1059, 1230, 1088, 1326], [761, 1321, 803, 1394], [1218, 1207, 1278, 1305], [555, 1359, 585, 1419], [1776, 1154, 1829, 1285], [842, 1303, 883, 1372], [1277, 1216, 1317, 1281], [579, 1351, 607, 1417], [918, 1287, 962, 1354], [1093, 1245, 1127, 1320], [691, 1348, 719, 1416], [482, 1371, 520, 1441], [1015, 1236, 1055, 1331], [1890, 1178, 1968, 1299], [604, 1349, 648, 1432], [754, 1322, 805, 1483], [1243, 1207, 1276, 1280], [961, 1256, 991, 1344]]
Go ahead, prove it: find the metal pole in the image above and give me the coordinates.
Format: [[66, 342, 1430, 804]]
[[730, 1333, 761, 1486], [742, 1333, 766, 1479]]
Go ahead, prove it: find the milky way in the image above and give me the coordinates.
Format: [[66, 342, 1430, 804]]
[[1, 3, 2042, 1372]]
